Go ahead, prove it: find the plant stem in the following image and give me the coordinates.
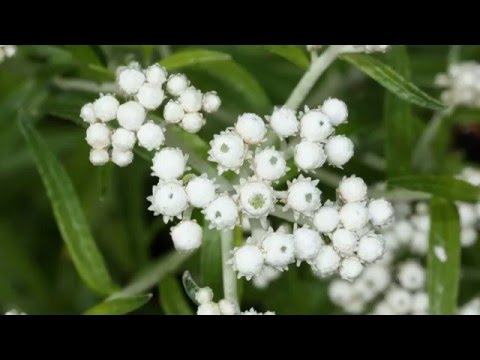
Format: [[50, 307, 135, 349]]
[[221, 229, 239, 309], [285, 45, 344, 110]]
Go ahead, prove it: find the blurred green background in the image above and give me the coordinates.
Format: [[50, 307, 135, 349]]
[[1, 45, 480, 314]]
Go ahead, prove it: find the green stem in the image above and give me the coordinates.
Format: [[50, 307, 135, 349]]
[[285, 45, 344, 110], [221, 229, 239, 309]]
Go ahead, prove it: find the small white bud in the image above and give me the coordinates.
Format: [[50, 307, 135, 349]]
[[235, 113, 266, 145], [237, 180, 275, 219], [232, 244, 264, 279], [252, 148, 288, 182], [89, 149, 109, 166], [299, 110, 334, 142], [218, 299, 237, 315], [118, 67, 146, 95], [208, 131, 246, 174], [151, 148, 187, 181], [163, 100, 185, 124], [329, 280, 354, 306], [461, 227, 477, 247], [325, 135, 354, 168], [146, 64, 167, 85], [313, 245, 341, 277], [181, 112, 205, 134], [385, 287, 412, 315], [179, 86, 203, 112], [338, 176, 368, 203], [294, 141, 327, 171], [111, 128, 136, 151], [339, 257, 363, 280], [331, 228, 358, 257], [197, 302, 221, 315], [195, 287, 213, 305], [116, 101, 146, 131], [111, 149, 134, 167], [93, 95, 119, 122], [137, 121, 165, 151], [202, 91, 221, 113], [170, 220, 202, 251], [185, 176, 217, 209], [136, 83, 164, 110], [411, 292, 429, 314], [269, 106, 298, 139], [203, 195, 238, 230], [262, 232, 295, 269], [313, 205, 340, 233], [80, 103, 97, 123], [322, 98, 348, 126], [86, 123, 111, 149], [397, 261, 426, 291], [357, 234, 384, 263], [148, 180, 188, 219], [368, 199, 394, 227], [286, 177, 322, 217], [166, 74, 189, 96], [339, 202, 369, 231], [293, 226, 322, 263]]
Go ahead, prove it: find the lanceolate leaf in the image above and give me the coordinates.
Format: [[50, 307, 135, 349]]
[[18, 113, 118, 295], [263, 45, 310, 69], [388, 175, 480, 203], [428, 197, 461, 314], [385, 46, 414, 178], [158, 276, 193, 315], [342, 53, 445, 111], [160, 49, 232, 71], [84, 294, 152, 315]]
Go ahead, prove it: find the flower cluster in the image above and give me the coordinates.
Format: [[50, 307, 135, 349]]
[[0, 45, 16, 63], [81, 62, 221, 167], [195, 286, 274, 315], [435, 61, 480, 107]]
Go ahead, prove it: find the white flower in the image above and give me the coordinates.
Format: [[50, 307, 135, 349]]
[[252, 266, 281, 289], [385, 287, 412, 315], [368, 198, 394, 227], [170, 220, 202, 251], [111, 128, 136, 151], [86, 123, 111, 149], [218, 299, 237, 315], [179, 86, 203, 112], [461, 227, 477, 247], [163, 100, 185, 124], [411, 292, 429, 315], [118, 67, 146, 94], [357, 234, 384, 263], [111, 149, 134, 167], [393, 220, 414, 245], [89, 149, 109, 166], [293, 226, 322, 264], [166, 73, 189, 96], [397, 261, 425, 291], [294, 141, 327, 171], [313, 245, 341, 277], [151, 147, 188, 180], [331, 228, 358, 257], [185, 175, 217, 209], [235, 179, 276, 220], [203, 195, 238, 230], [197, 302, 221, 315], [338, 176, 367, 203], [284, 176, 321, 218], [322, 98, 348, 126], [261, 230, 295, 270], [313, 203, 340, 233], [328, 280, 354, 306], [252, 147, 288, 182], [458, 203, 477, 227], [325, 135, 354, 168], [116, 101, 146, 131], [410, 231, 429, 255], [208, 130, 247, 175], [235, 113, 267, 145], [268, 106, 298, 139], [181, 112, 205, 134], [299, 109, 334, 142], [361, 264, 391, 293], [80, 103, 97, 123], [340, 257, 363, 281], [147, 180, 188, 222], [231, 244, 264, 279], [195, 287, 213, 305], [145, 64, 167, 85], [339, 202, 369, 231], [137, 121, 165, 151], [202, 91, 221, 113], [136, 83, 164, 110], [93, 94, 120, 123]]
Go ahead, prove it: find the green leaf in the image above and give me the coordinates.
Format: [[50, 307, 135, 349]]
[[385, 46, 414, 178], [87, 64, 115, 81], [160, 49, 232, 71], [428, 197, 461, 314], [111, 251, 192, 298], [200, 224, 223, 298], [18, 113, 118, 295], [263, 45, 310, 69], [341, 53, 445, 111], [182, 271, 201, 305], [388, 175, 480, 203], [196, 61, 271, 114], [158, 276, 193, 315], [64, 45, 103, 67], [84, 294, 152, 315]]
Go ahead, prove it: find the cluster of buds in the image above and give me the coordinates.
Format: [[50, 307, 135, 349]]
[[81, 62, 221, 167], [195, 287, 274, 315], [435, 62, 480, 107], [0, 45, 16, 63]]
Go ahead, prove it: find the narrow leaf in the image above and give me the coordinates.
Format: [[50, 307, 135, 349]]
[[342, 53, 445, 111], [160, 49, 231, 71], [158, 276, 193, 315], [385, 46, 414, 178], [84, 294, 152, 315], [263, 45, 310, 69], [200, 224, 223, 297], [18, 113, 118, 295], [388, 175, 480, 203], [428, 197, 461, 314]]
